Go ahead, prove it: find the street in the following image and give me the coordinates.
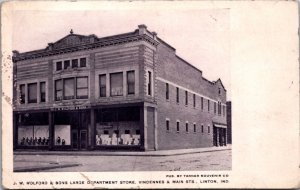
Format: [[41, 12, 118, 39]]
[[14, 150, 231, 172]]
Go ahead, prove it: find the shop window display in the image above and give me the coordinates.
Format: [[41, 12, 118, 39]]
[[95, 121, 140, 146], [54, 125, 71, 146], [18, 125, 49, 146]]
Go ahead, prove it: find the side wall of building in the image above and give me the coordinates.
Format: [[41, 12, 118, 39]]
[[155, 42, 227, 150]]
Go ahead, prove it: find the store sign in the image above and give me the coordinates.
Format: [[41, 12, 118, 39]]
[[98, 123, 114, 129], [51, 105, 90, 111]]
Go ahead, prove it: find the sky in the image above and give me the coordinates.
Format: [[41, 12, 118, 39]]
[[12, 5, 230, 99]]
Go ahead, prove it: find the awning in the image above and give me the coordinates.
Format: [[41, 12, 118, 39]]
[[214, 124, 227, 128]]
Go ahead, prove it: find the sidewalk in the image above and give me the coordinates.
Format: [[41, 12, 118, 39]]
[[14, 145, 231, 157], [14, 161, 81, 172]]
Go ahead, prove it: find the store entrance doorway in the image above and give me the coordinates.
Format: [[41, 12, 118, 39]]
[[71, 129, 87, 150]]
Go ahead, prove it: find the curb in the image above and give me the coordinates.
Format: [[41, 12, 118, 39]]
[[14, 148, 231, 157], [14, 163, 82, 172]]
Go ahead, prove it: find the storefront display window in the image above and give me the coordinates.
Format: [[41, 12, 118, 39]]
[[54, 125, 71, 146], [95, 121, 140, 146], [18, 125, 49, 146]]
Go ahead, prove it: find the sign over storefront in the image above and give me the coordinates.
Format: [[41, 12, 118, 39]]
[[51, 105, 90, 111]]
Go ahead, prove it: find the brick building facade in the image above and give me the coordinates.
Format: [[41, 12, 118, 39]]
[[12, 25, 228, 151]]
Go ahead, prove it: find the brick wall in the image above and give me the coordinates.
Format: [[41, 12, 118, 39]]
[[155, 42, 227, 150]]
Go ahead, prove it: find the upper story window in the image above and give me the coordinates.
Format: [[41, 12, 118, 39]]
[[185, 91, 188, 106], [166, 119, 170, 131], [55, 57, 87, 71], [72, 59, 78, 68], [214, 102, 217, 114], [208, 125, 210, 134], [20, 84, 25, 104], [40, 82, 46, 102], [218, 102, 221, 115], [127, 71, 135, 95], [201, 124, 204, 133], [28, 83, 37, 103], [193, 124, 196, 133], [201, 97, 204, 110], [176, 87, 179, 103], [64, 78, 75, 100], [193, 94, 196, 108], [99, 74, 106, 97], [218, 88, 221, 95], [208, 99, 210, 112], [110, 72, 123, 96], [176, 121, 180, 132], [223, 105, 226, 117], [80, 58, 87, 67], [56, 61, 62, 71], [166, 83, 169, 100], [64, 60, 71, 69], [185, 122, 189, 132], [55, 79, 63, 101], [76, 77, 88, 99], [147, 71, 152, 96], [55, 77, 88, 101]]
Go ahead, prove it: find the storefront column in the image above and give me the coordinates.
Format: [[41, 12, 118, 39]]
[[89, 108, 95, 150], [13, 113, 18, 150], [48, 111, 54, 150], [154, 107, 158, 150], [143, 106, 148, 150], [216, 128, 219, 147], [224, 128, 227, 146]]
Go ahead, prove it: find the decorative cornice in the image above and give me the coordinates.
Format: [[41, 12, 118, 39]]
[[13, 34, 159, 62]]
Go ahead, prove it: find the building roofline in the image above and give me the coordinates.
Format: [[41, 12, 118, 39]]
[[157, 37, 176, 51], [175, 55, 203, 74], [12, 29, 158, 62]]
